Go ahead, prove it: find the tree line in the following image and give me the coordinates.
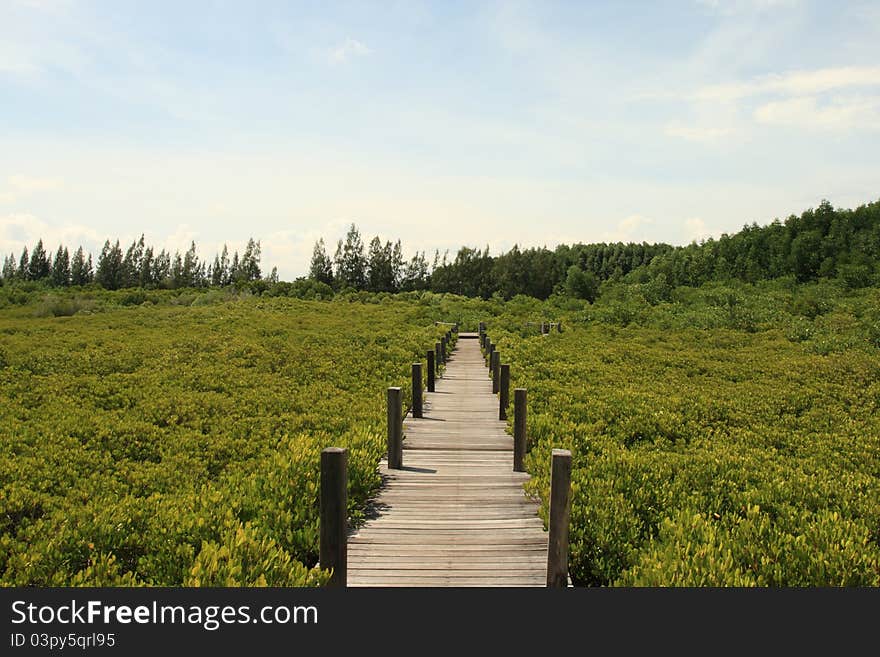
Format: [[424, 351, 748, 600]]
[[631, 199, 880, 290], [309, 223, 671, 300], [4, 198, 877, 298], [309, 199, 880, 300], [1, 236, 271, 290]]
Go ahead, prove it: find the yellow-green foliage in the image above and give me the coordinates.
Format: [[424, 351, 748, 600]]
[[0, 297, 448, 586], [494, 322, 880, 586]]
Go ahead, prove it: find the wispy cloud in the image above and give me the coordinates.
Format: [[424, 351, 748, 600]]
[[602, 215, 654, 243], [0, 175, 63, 204], [754, 95, 880, 130], [0, 212, 103, 256], [684, 217, 712, 242], [694, 66, 880, 102], [329, 38, 372, 64]]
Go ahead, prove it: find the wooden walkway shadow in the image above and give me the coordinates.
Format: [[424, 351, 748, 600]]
[[347, 333, 548, 586]]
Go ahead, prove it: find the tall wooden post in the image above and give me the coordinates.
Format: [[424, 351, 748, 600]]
[[514, 389, 527, 472], [387, 387, 403, 469], [547, 449, 572, 587], [491, 351, 500, 394], [499, 364, 510, 420], [426, 349, 435, 392], [487, 341, 494, 367], [435, 341, 442, 369], [441, 336, 447, 364], [411, 363, 423, 419], [320, 447, 348, 587]]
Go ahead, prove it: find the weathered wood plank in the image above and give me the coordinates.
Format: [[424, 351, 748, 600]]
[[347, 336, 550, 587]]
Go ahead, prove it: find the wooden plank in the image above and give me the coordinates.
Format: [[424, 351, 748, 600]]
[[347, 336, 551, 588]]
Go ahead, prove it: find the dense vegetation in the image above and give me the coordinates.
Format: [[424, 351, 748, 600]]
[[487, 279, 880, 585], [0, 297, 452, 585], [6, 198, 878, 302], [308, 198, 880, 299]]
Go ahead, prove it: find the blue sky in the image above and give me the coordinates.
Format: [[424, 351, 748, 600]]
[[1, 0, 879, 278]]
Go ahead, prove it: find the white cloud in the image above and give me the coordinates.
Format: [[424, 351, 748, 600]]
[[694, 66, 880, 103], [329, 38, 372, 64], [684, 217, 712, 242], [0, 213, 103, 257], [754, 95, 880, 130], [602, 215, 654, 242], [0, 175, 63, 204], [664, 123, 732, 142]]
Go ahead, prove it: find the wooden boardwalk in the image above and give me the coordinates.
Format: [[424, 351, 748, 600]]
[[347, 334, 549, 587]]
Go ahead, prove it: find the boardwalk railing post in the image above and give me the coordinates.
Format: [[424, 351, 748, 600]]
[[487, 341, 495, 367], [427, 350, 435, 393], [491, 350, 501, 394], [412, 363, 423, 419], [435, 341, 442, 369], [547, 449, 572, 587], [387, 387, 403, 469], [514, 389, 527, 472], [320, 447, 348, 587], [499, 364, 510, 420], [441, 336, 447, 363]]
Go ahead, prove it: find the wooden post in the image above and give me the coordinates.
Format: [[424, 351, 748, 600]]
[[387, 387, 403, 469], [441, 336, 447, 363], [514, 389, 527, 472], [320, 447, 347, 587], [541, 322, 548, 335], [557, 321, 563, 333], [491, 350, 500, 394], [499, 364, 510, 420], [412, 363, 423, 419], [435, 342, 442, 370], [547, 449, 572, 587], [487, 341, 494, 366], [426, 349, 435, 393]]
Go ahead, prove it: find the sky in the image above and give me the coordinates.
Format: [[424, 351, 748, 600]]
[[1, 0, 879, 279]]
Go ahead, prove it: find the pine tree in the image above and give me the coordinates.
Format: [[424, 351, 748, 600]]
[[154, 250, 171, 286], [182, 241, 199, 287], [240, 238, 261, 281], [1, 254, 16, 282], [230, 251, 240, 283], [334, 224, 366, 289], [70, 247, 87, 285], [211, 255, 222, 286], [140, 246, 154, 287], [170, 252, 184, 288], [28, 240, 50, 281], [18, 247, 28, 280], [122, 235, 145, 288], [96, 240, 124, 289], [309, 238, 334, 285], [51, 245, 70, 286], [391, 240, 404, 290], [219, 245, 230, 285]]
